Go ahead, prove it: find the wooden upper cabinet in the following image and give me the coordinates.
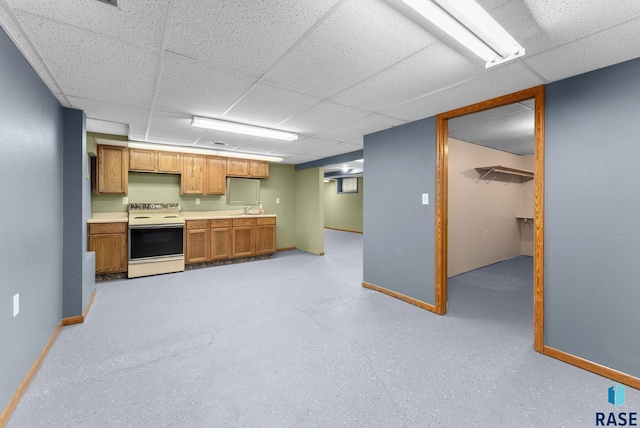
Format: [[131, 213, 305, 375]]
[[97, 145, 128, 194], [249, 160, 269, 178], [227, 158, 269, 178], [129, 148, 156, 172], [226, 158, 249, 177], [181, 153, 205, 195], [130, 148, 181, 173], [205, 156, 227, 195], [157, 151, 181, 173]]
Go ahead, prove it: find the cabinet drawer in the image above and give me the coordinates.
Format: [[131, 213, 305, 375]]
[[232, 218, 255, 227], [256, 217, 276, 225], [89, 222, 127, 235], [186, 220, 209, 230], [210, 219, 231, 227]]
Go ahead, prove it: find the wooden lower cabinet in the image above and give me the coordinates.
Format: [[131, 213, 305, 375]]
[[232, 218, 255, 258], [210, 219, 232, 260], [185, 216, 276, 264], [255, 217, 276, 255], [88, 222, 128, 274], [186, 220, 209, 263]]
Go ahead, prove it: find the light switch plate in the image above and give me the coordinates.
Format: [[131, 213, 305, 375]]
[[13, 293, 19, 317], [276, 198, 280, 204], [196, 198, 200, 205], [421, 193, 429, 205]]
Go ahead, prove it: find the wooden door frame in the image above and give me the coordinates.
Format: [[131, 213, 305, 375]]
[[434, 85, 545, 353]]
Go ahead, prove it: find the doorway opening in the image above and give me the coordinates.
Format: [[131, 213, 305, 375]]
[[435, 86, 545, 352]]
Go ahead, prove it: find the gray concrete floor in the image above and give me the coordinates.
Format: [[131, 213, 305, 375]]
[[8, 230, 638, 427]]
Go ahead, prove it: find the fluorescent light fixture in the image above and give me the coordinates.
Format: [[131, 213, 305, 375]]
[[191, 116, 298, 141], [401, 0, 524, 67]]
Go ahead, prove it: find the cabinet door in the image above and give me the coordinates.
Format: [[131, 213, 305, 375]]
[[97, 145, 128, 194], [232, 225, 255, 258], [186, 228, 208, 263], [210, 226, 232, 260], [129, 148, 156, 172], [157, 151, 181, 173], [205, 156, 227, 195], [89, 233, 127, 274], [249, 160, 269, 178], [181, 154, 205, 195], [226, 158, 249, 177], [255, 224, 276, 255]]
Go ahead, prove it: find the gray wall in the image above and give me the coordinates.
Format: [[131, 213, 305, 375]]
[[545, 57, 640, 377], [363, 118, 436, 304], [62, 108, 94, 317], [0, 27, 64, 411]]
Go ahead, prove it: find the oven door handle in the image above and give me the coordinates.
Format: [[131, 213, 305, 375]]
[[129, 223, 184, 229]]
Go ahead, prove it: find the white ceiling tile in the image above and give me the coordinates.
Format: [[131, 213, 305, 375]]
[[317, 114, 406, 142], [16, 12, 158, 108], [332, 42, 477, 111], [279, 137, 341, 155], [224, 83, 322, 128], [198, 130, 255, 146], [166, 0, 342, 77], [263, 0, 435, 98], [147, 112, 205, 145], [279, 101, 369, 134], [66, 96, 148, 137], [193, 141, 241, 151], [7, 0, 169, 49], [232, 137, 293, 153], [516, 0, 640, 55], [523, 17, 640, 83], [308, 142, 362, 158], [154, 52, 257, 118], [0, 7, 66, 101], [381, 61, 543, 122], [345, 137, 364, 147], [280, 154, 322, 165]]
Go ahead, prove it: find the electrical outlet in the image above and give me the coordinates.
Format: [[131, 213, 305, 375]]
[[484, 230, 488, 238], [196, 198, 200, 205], [122, 197, 128, 205], [13, 294, 19, 317], [276, 198, 280, 204]]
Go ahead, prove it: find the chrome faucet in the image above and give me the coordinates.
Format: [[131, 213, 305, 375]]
[[243, 206, 252, 214]]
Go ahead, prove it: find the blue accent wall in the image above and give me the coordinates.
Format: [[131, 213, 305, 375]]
[[0, 27, 64, 411], [363, 117, 436, 304], [62, 108, 94, 317], [545, 57, 640, 377]]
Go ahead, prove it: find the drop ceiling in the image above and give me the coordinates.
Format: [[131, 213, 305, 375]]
[[1, 0, 639, 164]]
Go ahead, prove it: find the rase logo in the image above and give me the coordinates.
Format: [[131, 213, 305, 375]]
[[596, 383, 637, 426]]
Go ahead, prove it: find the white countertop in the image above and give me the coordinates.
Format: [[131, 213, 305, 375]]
[[180, 210, 277, 220], [87, 212, 128, 223], [88, 210, 277, 223]]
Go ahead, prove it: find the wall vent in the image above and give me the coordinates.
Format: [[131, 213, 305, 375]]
[[96, 0, 119, 7]]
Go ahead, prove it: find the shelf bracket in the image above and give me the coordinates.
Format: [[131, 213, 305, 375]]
[[474, 168, 495, 184]]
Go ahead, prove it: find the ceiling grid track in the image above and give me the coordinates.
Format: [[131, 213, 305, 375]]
[[220, 0, 349, 119], [144, 0, 177, 142]]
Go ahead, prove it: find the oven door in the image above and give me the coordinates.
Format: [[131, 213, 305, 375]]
[[129, 224, 184, 261]]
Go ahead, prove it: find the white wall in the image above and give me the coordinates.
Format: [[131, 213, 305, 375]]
[[448, 138, 533, 277], [518, 154, 534, 256]]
